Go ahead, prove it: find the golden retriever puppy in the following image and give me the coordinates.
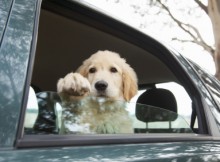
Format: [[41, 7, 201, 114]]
[[57, 50, 138, 134]]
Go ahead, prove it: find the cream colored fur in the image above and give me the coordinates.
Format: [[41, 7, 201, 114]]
[[57, 50, 138, 134]]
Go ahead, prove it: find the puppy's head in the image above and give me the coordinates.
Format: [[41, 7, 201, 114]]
[[77, 50, 138, 101]]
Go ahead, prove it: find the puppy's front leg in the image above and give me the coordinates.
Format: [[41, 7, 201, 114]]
[[57, 72, 91, 134], [57, 72, 91, 100]]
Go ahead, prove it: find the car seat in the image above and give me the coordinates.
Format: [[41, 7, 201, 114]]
[[135, 88, 178, 133]]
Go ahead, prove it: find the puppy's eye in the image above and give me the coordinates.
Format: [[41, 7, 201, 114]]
[[89, 67, 96, 73], [110, 67, 118, 73]]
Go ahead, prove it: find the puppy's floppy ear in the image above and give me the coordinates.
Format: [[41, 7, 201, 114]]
[[122, 64, 138, 101], [77, 64, 87, 77], [76, 59, 90, 77]]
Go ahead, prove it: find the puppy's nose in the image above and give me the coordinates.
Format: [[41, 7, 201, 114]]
[[95, 80, 108, 91]]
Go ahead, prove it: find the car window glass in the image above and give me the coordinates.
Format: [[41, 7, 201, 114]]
[[188, 60, 220, 108], [198, 70, 220, 109], [25, 91, 193, 134], [190, 62, 220, 131], [188, 60, 220, 128]]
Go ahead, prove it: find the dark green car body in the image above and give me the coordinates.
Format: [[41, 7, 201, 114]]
[[0, 0, 38, 147], [1, 0, 220, 161]]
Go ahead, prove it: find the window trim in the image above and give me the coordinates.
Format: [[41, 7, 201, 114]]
[[15, 0, 42, 144], [17, 134, 212, 148]]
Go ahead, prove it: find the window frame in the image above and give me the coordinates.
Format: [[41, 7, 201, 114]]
[[16, 0, 211, 148], [15, 0, 42, 144]]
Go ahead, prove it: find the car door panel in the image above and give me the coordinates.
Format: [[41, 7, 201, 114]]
[[0, 142, 219, 161]]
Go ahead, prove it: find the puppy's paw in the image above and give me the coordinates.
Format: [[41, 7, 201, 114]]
[[57, 72, 91, 96]]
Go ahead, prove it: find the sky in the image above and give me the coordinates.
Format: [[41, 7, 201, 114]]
[[81, 0, 215, 74]]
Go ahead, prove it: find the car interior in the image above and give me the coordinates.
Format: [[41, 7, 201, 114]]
[[24, 0, 204, 135]]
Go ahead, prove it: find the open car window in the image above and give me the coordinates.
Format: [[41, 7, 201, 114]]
[[20, 1, 209, 148], [24, 91, 193, 135]]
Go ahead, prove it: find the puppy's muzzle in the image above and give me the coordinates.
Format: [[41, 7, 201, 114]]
[[95, 80, 108, 91]]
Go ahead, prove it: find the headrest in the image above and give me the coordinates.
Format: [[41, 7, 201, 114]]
[[136, 88, 177, 122]]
